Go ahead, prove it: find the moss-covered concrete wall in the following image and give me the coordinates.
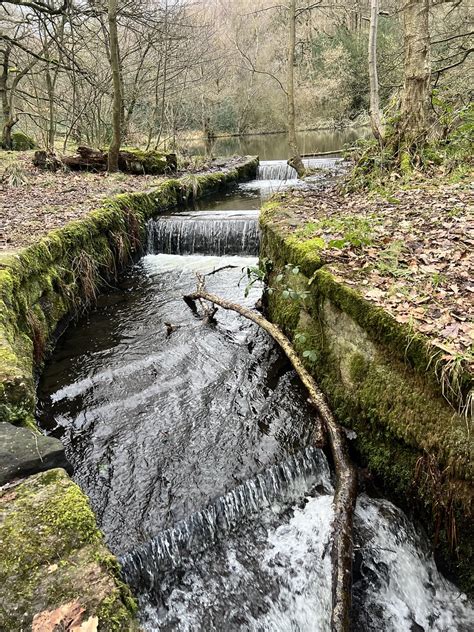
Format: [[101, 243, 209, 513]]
[[0, 157, 258, 629], [260, 198, 473, 594]]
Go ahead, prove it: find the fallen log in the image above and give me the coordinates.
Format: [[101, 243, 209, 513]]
[[33, 146, 177, 175], [184, 277, 357, 632]]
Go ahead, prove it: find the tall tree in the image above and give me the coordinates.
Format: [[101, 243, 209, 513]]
[[287, 0, 304, 177], [107, 0, 121, 172], [399, 0, 431, 147], [368, 0, 384, 141]]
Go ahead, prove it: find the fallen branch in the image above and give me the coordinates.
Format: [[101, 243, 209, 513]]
[[301, 148, 351, 157], [184, 276, 357, 632]]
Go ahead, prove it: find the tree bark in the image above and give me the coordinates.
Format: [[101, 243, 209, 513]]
[[399, 0, 431, 145], [184, 284, 357, 632], [368, 0, 384, 141], [287, 0, 305, 177], [0, 46, 16, 150], [108, 0, 122, 172]]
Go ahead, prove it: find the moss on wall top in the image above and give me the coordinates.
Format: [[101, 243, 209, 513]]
[[260, 196, 473, 416], [0, 468, 138, 631]]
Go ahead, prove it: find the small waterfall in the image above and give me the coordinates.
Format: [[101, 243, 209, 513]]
[[256, 158, 342, 182], [120, 446, 331, 592], [257, 160, 298, 181], [147, 214, 259, 256], [303, 157, 341, 170]]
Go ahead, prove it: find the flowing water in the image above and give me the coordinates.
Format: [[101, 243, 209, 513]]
[[37, 162, 473, 631]]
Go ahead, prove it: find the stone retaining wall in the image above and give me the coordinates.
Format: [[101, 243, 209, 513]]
[[260, 196, 473, 594]]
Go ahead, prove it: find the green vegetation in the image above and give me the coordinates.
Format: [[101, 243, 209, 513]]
[[0, 469, 137, 631], [11, 131, 36, 151], [295, 215, 375, 249], [347, 102, 474, 191]]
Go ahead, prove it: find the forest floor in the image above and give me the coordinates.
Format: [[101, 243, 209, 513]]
[[0, 151, 237, 250], [274, 173, 473, 372]]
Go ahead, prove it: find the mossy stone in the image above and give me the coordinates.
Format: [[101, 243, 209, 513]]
[[261, 200, 474, 594], [11, 131, 36, 151], [0, 469, 137, 631]]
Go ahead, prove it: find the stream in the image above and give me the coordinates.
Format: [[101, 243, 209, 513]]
[[37, 159, 473, 631]]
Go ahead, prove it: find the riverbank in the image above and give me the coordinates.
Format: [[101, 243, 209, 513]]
[[260, 172, 473, 592], [0, 150, 243, 251], [0, 157, 258, 631]]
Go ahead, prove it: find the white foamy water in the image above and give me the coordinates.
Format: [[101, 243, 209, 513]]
[[353, 496, 473, 631], [128, 490, 474, 632], [147, 215, 259, 256]]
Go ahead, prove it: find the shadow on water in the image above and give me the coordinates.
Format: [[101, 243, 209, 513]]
[[36, 168, 473, 631]]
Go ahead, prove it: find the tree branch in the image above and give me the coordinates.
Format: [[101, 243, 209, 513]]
[[184, 280, 357, 632], [0, 0, 68, 15], [433, 47, 473, 74]]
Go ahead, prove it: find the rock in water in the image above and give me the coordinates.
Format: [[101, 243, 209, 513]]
[[0, 422, 70, 485]]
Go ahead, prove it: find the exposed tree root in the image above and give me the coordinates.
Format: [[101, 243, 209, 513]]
[[184, 276, 357, 632]]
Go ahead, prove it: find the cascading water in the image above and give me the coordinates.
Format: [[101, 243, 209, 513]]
[[147, 210, 259, 256], [239, 156, 344, 198], [120, 446, 331, 590], [256, 158, 341, 181], [37, 167, 473, 631], [257, 160, 298, 181]]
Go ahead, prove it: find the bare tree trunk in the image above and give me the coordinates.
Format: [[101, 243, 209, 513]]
[[184, 283, 357, 632], [108, 0, 121, 172], [368, 0, 384, 141], [1, 44, 37, 149], [399, 0, 431, 146], [0, 46, 15, 149], [154, 0, 169, 150], [45, 65, 56, 150], [287, 0, 305, 177]]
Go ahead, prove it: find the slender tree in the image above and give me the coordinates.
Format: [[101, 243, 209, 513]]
[[287, 0, 305, 177], [368, 0, 384, 141], [108, 0, 121, 172]]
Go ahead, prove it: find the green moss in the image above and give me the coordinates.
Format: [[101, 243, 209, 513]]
[[400, 150, 412, 175], [260, 199, 284, 225], [286, 236, 325, 277], [11, 131, 36, 151], [97, 592, 139, 631], [119, 147, 174, 175], [1, 474, 99, 582], [0, 470, 137, 630]]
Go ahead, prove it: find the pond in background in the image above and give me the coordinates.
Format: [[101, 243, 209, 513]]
[[186, 127, 368, 160]]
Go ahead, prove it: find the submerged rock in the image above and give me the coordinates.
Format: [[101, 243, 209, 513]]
[[0, 468, 138, 631], [0, 422, 70, 485]]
